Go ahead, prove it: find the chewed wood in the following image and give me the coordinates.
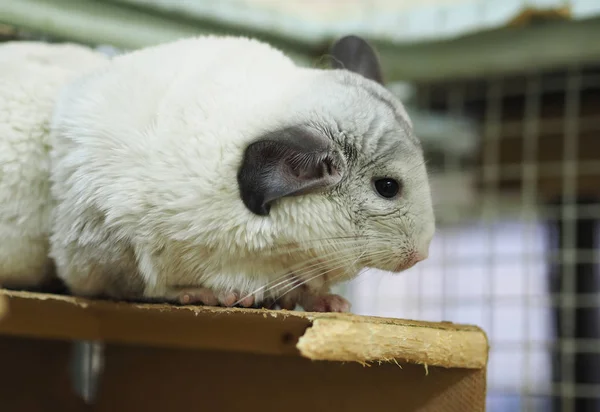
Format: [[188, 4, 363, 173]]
[[0, 289, 488, 368], [297, 318, 489, 369]]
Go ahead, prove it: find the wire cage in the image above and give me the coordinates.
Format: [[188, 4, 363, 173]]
[[348, 34, 600, 412]]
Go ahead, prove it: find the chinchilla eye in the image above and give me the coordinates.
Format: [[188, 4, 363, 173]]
[[373, 178, 401, 199]]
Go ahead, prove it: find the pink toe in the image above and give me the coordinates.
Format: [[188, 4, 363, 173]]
[[331, 298, 351, 312], [304, 294, 351, 313], [330, 296, 352, 312], [201, 292, 218, 306], [311, 298, 328, 312], [220, 292, 237, 307], [240, 295, 254, 307]]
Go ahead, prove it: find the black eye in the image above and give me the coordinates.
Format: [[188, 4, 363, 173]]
[[374, 178, 401, 199]]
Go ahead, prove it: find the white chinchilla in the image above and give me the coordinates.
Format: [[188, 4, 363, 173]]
[[0, 41, 108, 290], [5, 35, 435, 312]]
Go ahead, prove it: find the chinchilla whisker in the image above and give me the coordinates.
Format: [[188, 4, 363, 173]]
[[267, 234, 398, 250], [275, 262, 352, 299], [259, 237, 390, 258], [284, 248, 391, 285], [274, 249, 392, 298], [234, 249, 365, 304], [237, 244, 382, 303]]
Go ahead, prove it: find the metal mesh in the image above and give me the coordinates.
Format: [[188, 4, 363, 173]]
[[348, 63, 600, 411]]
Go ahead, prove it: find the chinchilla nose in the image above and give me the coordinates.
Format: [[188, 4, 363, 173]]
[[411, 248, 427, 265], [413, 251, 426, 264], [416, 246, 429, 262], [395, 248, 427, 272]]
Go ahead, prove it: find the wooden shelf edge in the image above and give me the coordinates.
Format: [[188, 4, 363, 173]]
[[0, 294, 6, 320], [0, 289, 489, 369]]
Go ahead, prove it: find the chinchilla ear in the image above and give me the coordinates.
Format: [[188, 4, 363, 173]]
[[237, 126, 343, 216], [329, 35, 384, 84]]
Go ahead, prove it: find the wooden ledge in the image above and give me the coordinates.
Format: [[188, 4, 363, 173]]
[[0, 293, 6, 320], [0, 289, 488, 369]]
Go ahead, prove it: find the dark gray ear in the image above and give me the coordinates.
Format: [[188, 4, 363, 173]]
[[329, 35, 383, 84], [237, 126, 343, 216]]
